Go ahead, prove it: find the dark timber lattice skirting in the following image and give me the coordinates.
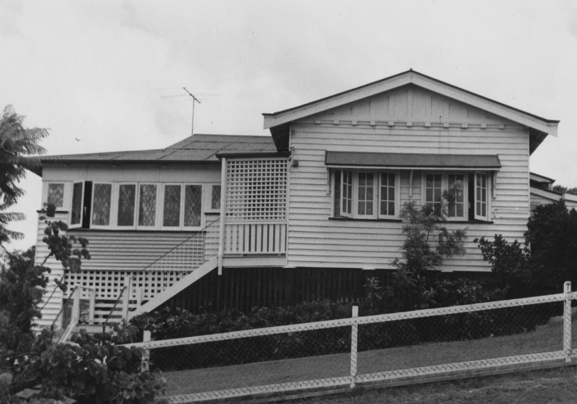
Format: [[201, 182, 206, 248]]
[[158, 267, 493, 314]]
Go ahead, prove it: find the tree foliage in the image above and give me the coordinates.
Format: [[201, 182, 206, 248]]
[[476, 200, 577, 298], [389, 184, 467, 311], [0, 105, 48, 245]]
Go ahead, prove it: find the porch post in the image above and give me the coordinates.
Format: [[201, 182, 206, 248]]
[[218, 157, 227, 275]]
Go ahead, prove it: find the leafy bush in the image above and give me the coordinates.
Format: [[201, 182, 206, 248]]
[[476, 201, 577, 298]]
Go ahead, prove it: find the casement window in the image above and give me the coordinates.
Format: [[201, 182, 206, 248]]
[[138, 184, 158, 228], [117, 184, 137, 228], [210, 185, 221, 211], [161, 184, 203, 229], [333, 170, 399, 219], [67, 182, 207, 230], [47, 183, 65, 208], [422, 172, 490, 221]]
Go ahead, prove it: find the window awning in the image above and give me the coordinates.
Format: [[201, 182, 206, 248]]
[[325, 151, 501, 171]]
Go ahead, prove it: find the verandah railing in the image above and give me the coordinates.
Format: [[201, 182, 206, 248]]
[[124, 282, 577, 403], [59, 218, 220, 327]]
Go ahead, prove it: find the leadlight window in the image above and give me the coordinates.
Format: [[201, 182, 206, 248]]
[[184, 185, 202, 227], [138, 184, 157, 227], [357, 172, 374, 217], [448, 174, 465, 218], [163, 185, 181, 227], [425, 173, 443, 212], [117, 184, 136, 227], [211, 185, 221, 210], [91, 183, 112, 226], [422, 172, 469, 220], [47, 183, 64, 208]]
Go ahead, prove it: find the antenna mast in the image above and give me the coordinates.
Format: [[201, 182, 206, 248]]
[[183, 87, 201, 136]]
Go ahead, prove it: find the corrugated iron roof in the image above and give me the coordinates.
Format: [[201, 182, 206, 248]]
[[41, 134, 276, 164]]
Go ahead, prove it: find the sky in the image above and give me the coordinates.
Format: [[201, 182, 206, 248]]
[[2, 0, 577, 252]]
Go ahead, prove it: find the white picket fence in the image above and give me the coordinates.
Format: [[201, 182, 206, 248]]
[[123, 282, 577, 403]]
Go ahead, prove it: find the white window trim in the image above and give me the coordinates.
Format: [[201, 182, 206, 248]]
[[116, 183, 138, 230], [136, 183, 160, 230], [205, 183, 222, 213], [160, 183, 183, 230], [182, 183, 204, 230], [69, 181, 86, 229], [421, 172, 469, 221], [45, 182, 66, 209], [333, 169, 400, 220], [474, 172, 491, 221], [90, 182, 114, 229]]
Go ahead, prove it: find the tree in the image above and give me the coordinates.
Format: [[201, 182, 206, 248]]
[[0, 105, 48, 246], [388, 184, 467, 311], [552, 184, 577, 196]]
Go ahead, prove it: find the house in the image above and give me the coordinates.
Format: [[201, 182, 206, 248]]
[[35, 70, 562, 328], [529, 172, 577, 211]]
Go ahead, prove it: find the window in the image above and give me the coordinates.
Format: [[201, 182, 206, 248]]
[[138, 184, 158, 227], [160, 184, 203, 229], [422, 172, 490, 221], [67, 181, 208, 230], [91, 183, 112, 227], [117, 184, 136, 227], [333, 169, 399, 219], [211, 185, 221, 210], [47, 183, 65, 208]]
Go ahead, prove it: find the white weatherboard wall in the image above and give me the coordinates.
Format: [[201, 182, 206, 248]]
[[36, 163, 221, 327], [286, 85, 531, 272]]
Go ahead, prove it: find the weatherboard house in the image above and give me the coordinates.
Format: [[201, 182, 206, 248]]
[[35, 70, 564, 328]]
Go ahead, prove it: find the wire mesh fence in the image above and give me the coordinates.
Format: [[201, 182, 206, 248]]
[[123, 282, 577, 402]]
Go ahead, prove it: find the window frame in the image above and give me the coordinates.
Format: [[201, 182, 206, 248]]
[[46, 183, 66, 209], [332, 169, 400, 220], [182, 183, 203, 230], [136, 183, 160, 230], [205, 183, 222, 213], [161, 183, 184, 230], [116, 183, 138, 229], [421, 171, 469, 221], [474, 172, 490, 221], [90, 182, 114, 229], [69, 181, 86, 229]]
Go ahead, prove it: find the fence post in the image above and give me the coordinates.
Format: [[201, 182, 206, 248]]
[[71, 287, 80, 322], [141, 330, 151, 372], [564, 281, 572, 363], [122, 277, 132, 322], [350, 305, 359, 388]]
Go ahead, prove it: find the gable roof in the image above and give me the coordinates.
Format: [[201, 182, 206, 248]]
[[263, 70, 559, 152], [36, 134, 276, 176]]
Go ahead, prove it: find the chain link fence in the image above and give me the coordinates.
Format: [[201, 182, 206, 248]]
[[123, 282, 576, 402]]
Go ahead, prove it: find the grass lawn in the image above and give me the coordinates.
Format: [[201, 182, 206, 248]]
[[162, 317, 574, 397], [296, 366, 577, 404]]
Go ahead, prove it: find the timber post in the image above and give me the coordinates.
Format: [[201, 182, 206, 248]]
[[350, 305, 359, 388], [564, 281, 572, 363], [218, 157, 227, 275]]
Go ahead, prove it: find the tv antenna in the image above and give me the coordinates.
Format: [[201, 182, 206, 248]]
[[183, 87, 201, 136]]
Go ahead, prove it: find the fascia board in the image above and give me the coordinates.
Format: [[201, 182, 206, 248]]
[[263, 72, 558, 137]]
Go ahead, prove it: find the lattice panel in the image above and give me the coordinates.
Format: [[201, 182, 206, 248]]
[[226, 159, 287, 221], [47, 183, 64, 208]]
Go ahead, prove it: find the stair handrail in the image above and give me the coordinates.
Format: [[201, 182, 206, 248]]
[[50, 285, 79, 331], [134, 216, 220, 276], [103, 285, 127, 332]]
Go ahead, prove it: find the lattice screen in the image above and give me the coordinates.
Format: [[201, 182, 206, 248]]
[[226, 158, 288, 221]]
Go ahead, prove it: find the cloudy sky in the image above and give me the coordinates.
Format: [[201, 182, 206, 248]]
[[2, 0, 577, 251]]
